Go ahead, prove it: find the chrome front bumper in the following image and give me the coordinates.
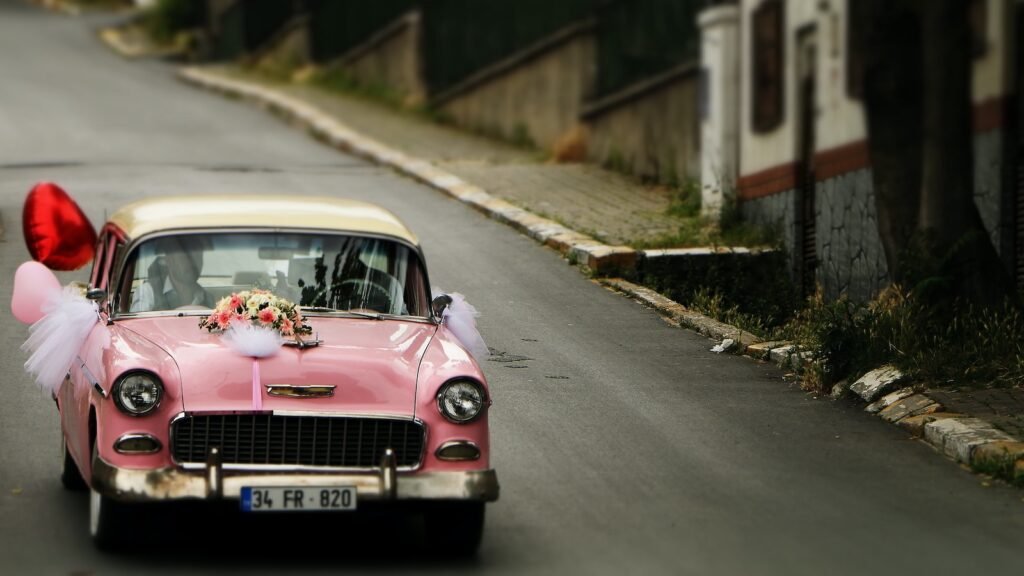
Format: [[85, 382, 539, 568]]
[[92, 451, 499, 503]]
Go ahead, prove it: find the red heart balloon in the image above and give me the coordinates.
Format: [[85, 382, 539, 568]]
[[22, 182, 97, 271]]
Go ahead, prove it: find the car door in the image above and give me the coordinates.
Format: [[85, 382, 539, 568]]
[[61, 232, 115, 472]]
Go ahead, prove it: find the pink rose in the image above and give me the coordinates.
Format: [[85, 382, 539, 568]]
[[258, 308, 276, 324], [216, 310, 233, 327], [280, 318, 294, 336], [229, 294, 243, 311]]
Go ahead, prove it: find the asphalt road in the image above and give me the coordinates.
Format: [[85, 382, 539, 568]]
[[1, 3, 1022, 575]]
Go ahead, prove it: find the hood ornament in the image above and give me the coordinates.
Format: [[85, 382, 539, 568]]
[[265, 384, 335, 398], [283, 333, 322, 349]]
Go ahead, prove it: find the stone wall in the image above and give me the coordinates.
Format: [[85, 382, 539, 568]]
[[740, 131, 1010, 302], [583, 66, 700, 185], [435, 27, 595, 153], [815, 169, 888, 300], [974, 128, 1005, 250], [333, 12, 426, 108], [740, 189, 799, 278]]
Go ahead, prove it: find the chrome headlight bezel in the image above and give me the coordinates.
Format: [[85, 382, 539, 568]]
[[435, 379, 487, 424], [112, 371, 163, 416]]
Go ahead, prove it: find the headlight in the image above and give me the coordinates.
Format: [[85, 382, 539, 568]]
[[113, 371, 163, 416], [436, 379, 487, 423]]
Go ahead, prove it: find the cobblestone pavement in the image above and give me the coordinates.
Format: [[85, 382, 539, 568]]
[[927, 388, 1024, 439], [226, 69, 694, 247]]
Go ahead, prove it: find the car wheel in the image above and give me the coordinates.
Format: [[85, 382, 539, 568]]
[[90, 487, 134, 551], [423, 501, 485, 557], [60, 435, 87, 491]]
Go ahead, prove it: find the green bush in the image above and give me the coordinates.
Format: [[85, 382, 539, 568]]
[[144, 0, 205, 43], [665, 179, 701, 219]]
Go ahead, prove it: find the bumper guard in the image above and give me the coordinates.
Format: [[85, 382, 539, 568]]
[[92, 449, 499, 503]]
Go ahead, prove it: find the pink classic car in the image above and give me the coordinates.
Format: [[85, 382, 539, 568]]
[[13, 194, 498, 554]]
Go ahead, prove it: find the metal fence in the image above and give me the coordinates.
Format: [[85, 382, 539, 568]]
[[212, 1, 294, 60], [207, 0, 701, 101], [594, 0, 700, 97], [420, 0, 596, 95], [307, 0, 417, 63]]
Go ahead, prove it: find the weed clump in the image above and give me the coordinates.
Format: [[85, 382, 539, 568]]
[[784, 286, 1024, 393]]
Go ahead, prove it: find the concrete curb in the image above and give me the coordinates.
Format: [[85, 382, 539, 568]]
[[601, 278, 1024, 487], [177, 66, 637, 276], [99, 27, 144, 58], [599, 278, 761, 352], [34, 0, 81, 16], [99, 24, 186, 60]]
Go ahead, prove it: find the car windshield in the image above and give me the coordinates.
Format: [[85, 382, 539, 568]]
[[117, 232, 430, 317]]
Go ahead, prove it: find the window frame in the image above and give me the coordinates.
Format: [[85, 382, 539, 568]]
[[111, 228, 435, 321]]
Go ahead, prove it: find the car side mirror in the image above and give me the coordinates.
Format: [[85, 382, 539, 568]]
[[432, 294, 453, 319], [86, 288, 107, 302]]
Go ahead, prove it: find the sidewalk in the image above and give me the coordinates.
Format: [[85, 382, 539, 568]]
[[214, 67, 696, 250]]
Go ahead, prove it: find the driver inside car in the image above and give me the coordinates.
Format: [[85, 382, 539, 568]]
[[130, 237, 212, 312]]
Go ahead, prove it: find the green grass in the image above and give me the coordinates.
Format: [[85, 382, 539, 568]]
[[308, 68, 404, 109]]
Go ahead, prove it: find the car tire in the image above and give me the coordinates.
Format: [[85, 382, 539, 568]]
[[90, 487, 133, 551], [89, 444, 132, 552], [424, 501, 485, 557], [60, 435, 87, 491]]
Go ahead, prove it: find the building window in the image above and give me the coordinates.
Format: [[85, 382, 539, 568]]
[[752, 0, 785, 133]]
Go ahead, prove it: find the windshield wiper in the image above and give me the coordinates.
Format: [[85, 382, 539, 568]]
[[300, 307, 383, 320], [300, 306, 336, 313], [343, 310, 383, 320]]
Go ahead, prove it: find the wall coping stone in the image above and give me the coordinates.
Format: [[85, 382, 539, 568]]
[[430, 18, 596, 106], [580, 60, 699, 121]]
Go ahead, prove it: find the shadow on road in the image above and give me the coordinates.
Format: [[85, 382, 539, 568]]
[[71, 495, 484, 571]]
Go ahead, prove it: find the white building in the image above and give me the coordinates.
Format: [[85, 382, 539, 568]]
[[699, 0, 1020, 299]]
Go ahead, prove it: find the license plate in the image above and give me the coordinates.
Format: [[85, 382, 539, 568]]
[[240, 486, 357, 512]]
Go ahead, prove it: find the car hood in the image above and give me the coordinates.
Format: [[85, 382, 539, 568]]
[[120, 316, 437, 416]]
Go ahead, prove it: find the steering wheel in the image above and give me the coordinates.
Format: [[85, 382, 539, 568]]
[[337, 278, 393, 313]]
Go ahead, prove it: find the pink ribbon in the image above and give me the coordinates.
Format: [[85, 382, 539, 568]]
[[252, 359, 263, 411]]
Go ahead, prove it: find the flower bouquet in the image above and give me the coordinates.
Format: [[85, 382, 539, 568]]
[[200, 290, 312, 410], [199, 289, 312, 338]]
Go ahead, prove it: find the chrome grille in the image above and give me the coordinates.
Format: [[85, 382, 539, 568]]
[[170, 414, 424, 468]]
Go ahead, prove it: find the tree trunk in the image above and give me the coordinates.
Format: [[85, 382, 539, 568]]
[[918, 0, 1012, 305], [859, 0, 923, 285]]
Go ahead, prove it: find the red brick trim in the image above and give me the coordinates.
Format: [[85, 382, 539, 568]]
[[737, 162, 799, 200], [739, 98, 1008, 200], [813, 140, 871, 181], [973, 96, 1007, 133]]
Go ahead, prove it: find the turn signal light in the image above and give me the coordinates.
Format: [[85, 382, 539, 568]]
[[114, 434, 162, 454], [435, 441, 480, 461]]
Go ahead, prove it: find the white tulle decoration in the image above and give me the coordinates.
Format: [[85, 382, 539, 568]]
[[222, 324, 283, 358], [21, 286, 98, 395], [434, 289, 488, 361]]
